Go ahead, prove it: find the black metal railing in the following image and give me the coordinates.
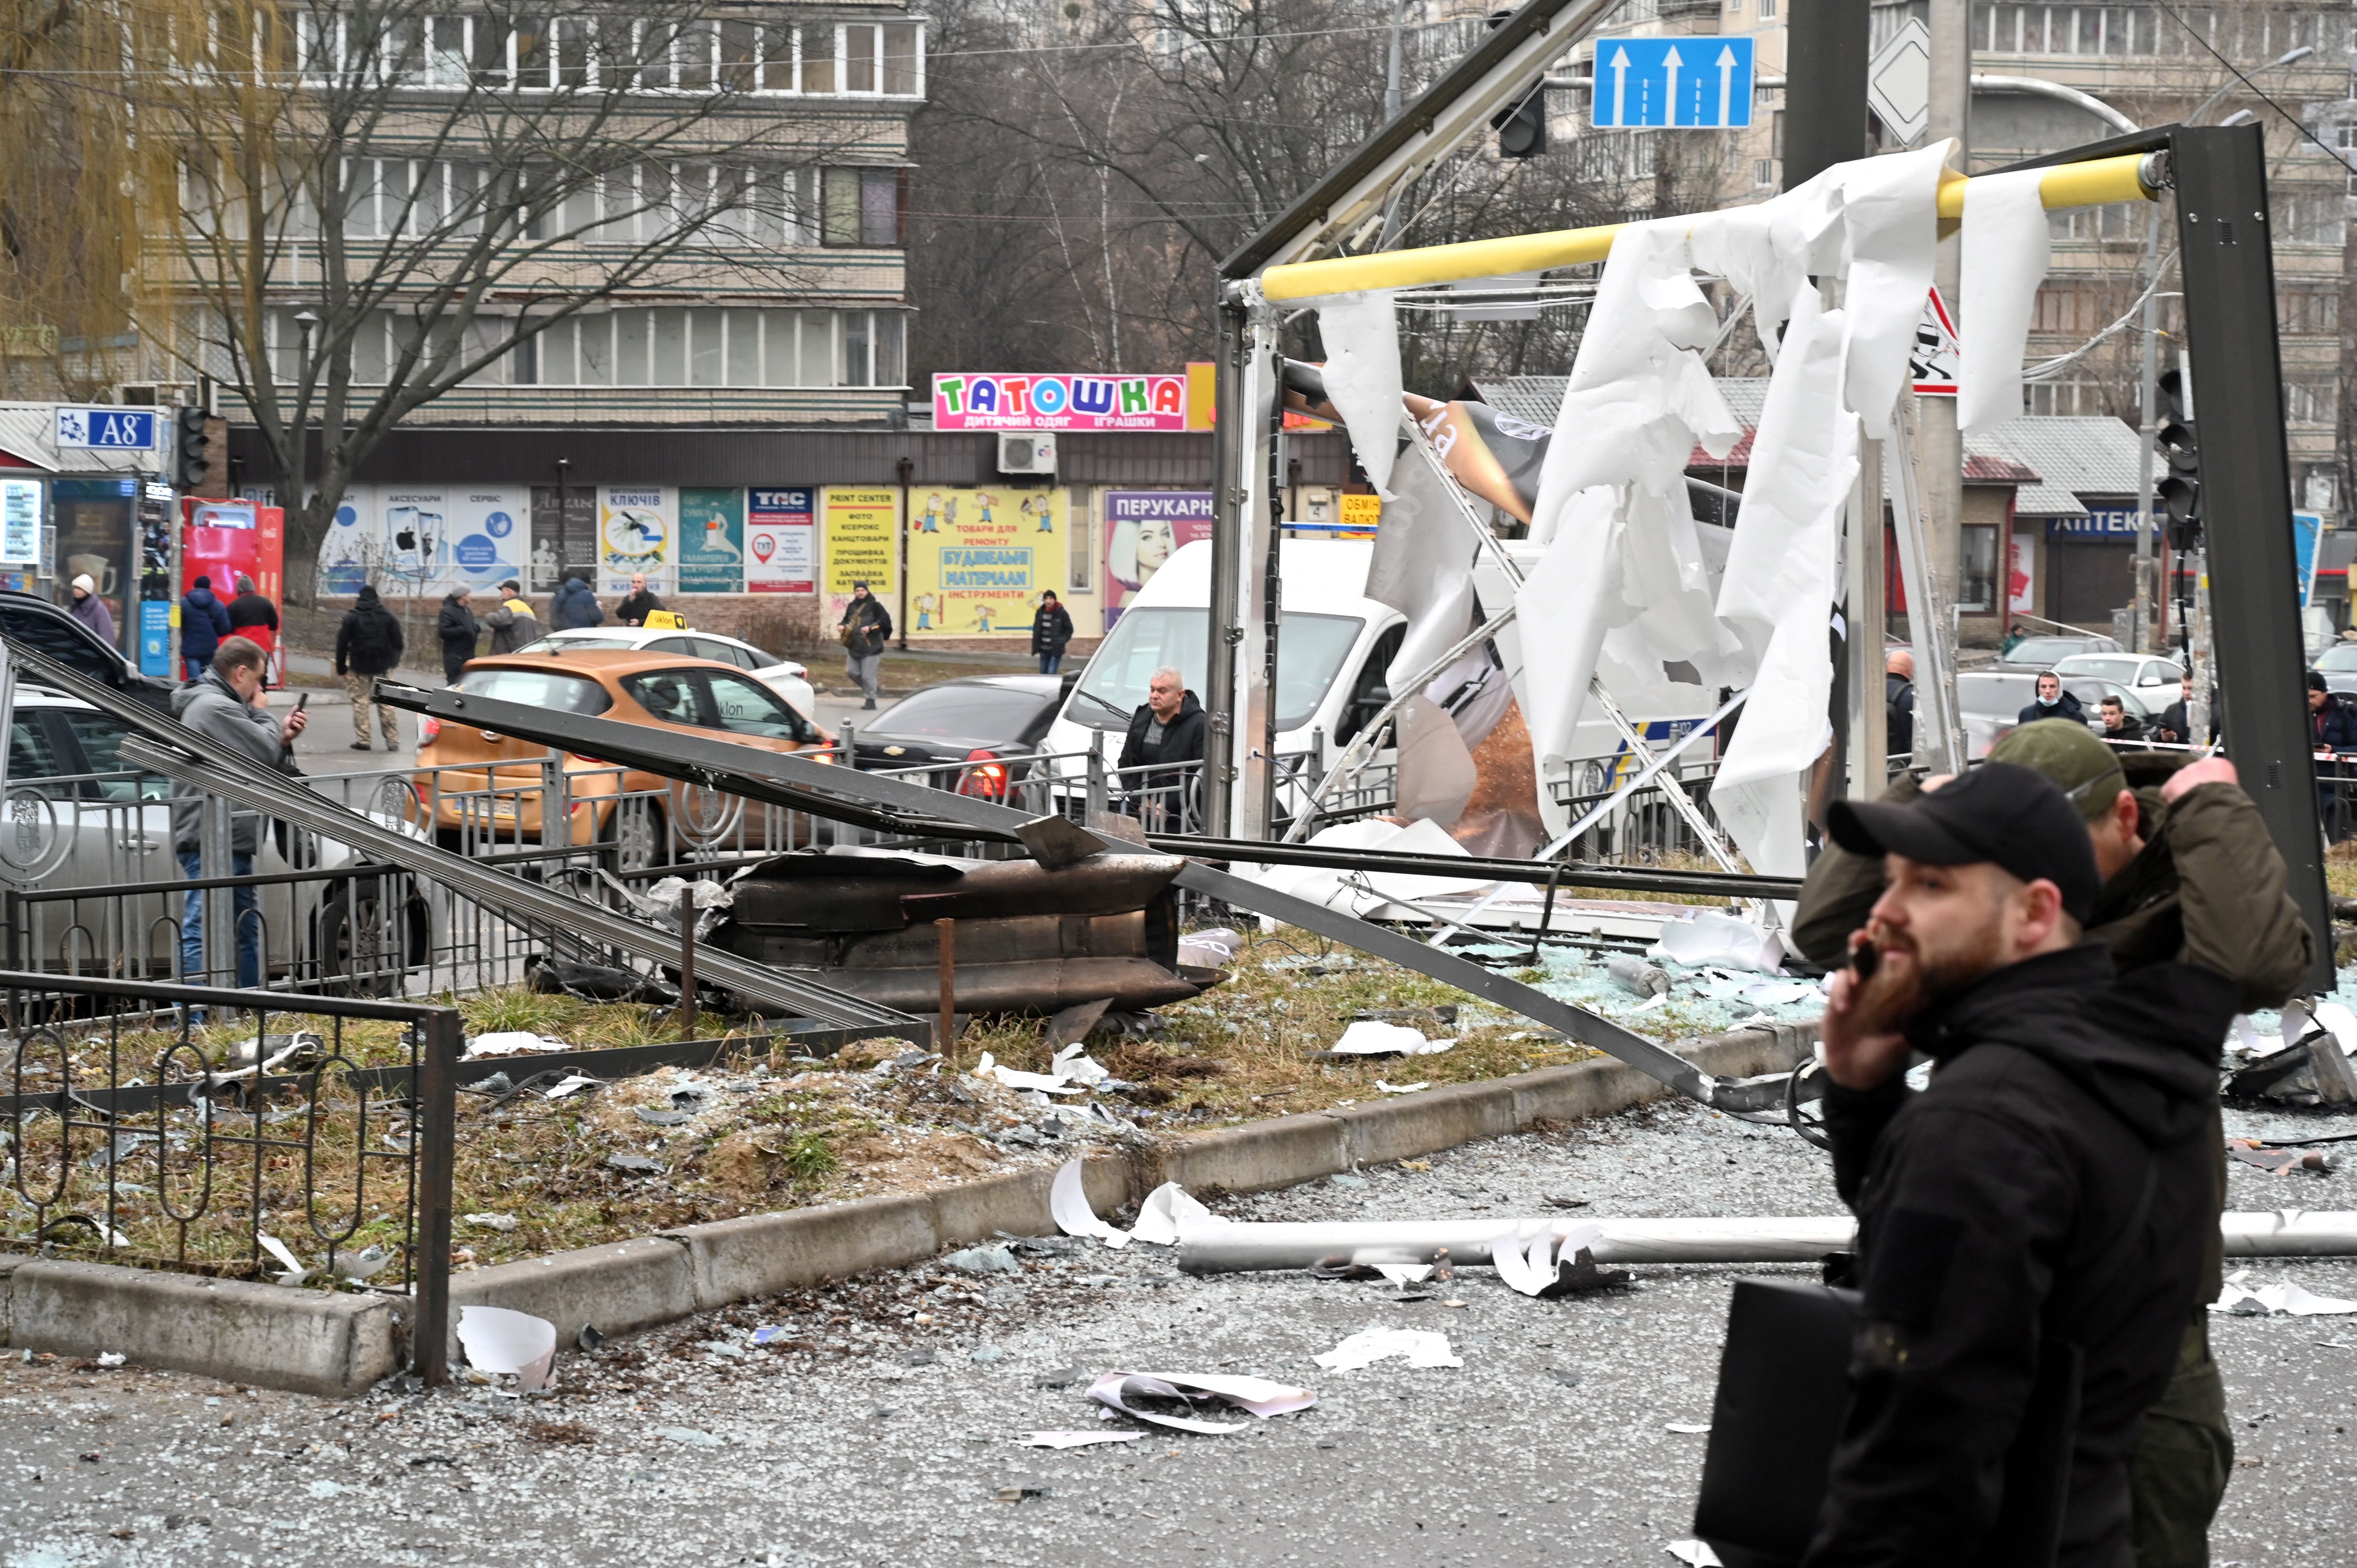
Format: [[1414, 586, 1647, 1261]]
[[0, 970, 460, 1383]]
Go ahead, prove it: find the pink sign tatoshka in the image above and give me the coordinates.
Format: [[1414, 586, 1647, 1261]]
[[934, 373, 1188, 431]]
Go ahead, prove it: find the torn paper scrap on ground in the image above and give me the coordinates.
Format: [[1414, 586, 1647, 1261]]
[[1050, 1043, 1111, 1086], [1650, 911, 1788, 975], [1326, 1020, 1454, 1057], [1129, 1181, 1218, 1247], [1050, 1156, 1131, 1248], [1375, 1080, 1431, 1095], [2212, 1269, 2357, 1317], [456, 1304, 558, 1391], [1018, 1430, 1146, 1449], [1086, 1370, 1317, 1434], [463, 1031, 571, 1059], [1376, 1264, 1435, 1285], [1667, 1540, 1726, 1566], [256, 1232, 312, 1286], [1491, 1223, 1607, 1297], [975, 1051, 1085, 1095], [1666, 1422, 1713, 1434], [1313, 1327, 1464, 1371]]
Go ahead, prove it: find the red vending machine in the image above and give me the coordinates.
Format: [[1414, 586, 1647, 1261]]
[[181, 500, 287, 680]]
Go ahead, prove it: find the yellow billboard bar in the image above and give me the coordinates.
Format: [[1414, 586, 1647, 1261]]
[[1258, 151, 2158, 303]]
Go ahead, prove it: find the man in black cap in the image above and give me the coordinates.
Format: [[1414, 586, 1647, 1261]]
[[1808, 763, 2236, 1568], [2306, 670, 2357, 840]]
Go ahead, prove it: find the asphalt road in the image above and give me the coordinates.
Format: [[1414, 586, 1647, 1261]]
[[4, 1097, 2351, 1567]]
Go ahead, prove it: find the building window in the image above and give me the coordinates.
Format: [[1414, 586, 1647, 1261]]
[[2280, 284, 2339, 337], [1959, 523, 1998, 611], [460, 307, 911, 390], [822, 168, 904, 247], [2286, 381, 2339, 428], [1756, 0, 1775, 16]]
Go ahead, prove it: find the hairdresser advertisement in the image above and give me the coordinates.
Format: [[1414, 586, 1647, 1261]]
[[1101, 491, 1214, 632]]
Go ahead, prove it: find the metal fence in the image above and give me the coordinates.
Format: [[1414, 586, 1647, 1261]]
[[0, 969, 460, 1381], [1547, 751, 1730, 865]]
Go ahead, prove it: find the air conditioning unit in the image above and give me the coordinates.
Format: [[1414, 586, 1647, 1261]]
[[998, 431, 1057, 475], [116, 383, 161, 406]]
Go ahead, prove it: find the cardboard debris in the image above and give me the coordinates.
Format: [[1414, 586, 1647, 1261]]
[[1085, 1370, 1316, 1434], [456, 1304, 558, 1391], [1313, 1328, 1462, 1372]]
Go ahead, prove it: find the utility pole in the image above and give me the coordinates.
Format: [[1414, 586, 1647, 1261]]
[[1918, 0, 1970, 630]]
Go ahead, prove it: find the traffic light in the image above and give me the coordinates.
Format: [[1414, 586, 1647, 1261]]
[[1493, 86, 1548, 158], [2154, 367, 2200, 550], [174, 404, 212, 492]]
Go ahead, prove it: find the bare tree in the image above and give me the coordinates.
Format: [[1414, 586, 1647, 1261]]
[[148, 0, 881, 599]]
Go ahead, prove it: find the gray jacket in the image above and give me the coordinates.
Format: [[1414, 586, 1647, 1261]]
[[170, 670, 285, 854]]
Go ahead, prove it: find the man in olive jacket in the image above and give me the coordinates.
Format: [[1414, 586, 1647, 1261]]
[[1793, 719, 2313, 1568]]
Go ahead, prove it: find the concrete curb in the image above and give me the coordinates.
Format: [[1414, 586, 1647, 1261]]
[[3, 1022, 1814, 1392]]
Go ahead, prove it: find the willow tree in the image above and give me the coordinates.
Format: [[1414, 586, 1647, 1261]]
[[152, 1, 878, 600]]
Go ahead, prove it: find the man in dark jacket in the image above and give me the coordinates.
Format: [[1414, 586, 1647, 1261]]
[[837, 581, 892, 709], [1809, 764, 2237, 1568], [2308, 670, 2357, 840], [2099, 694, 2145, 743], [437, 587, 481, 682], [1117, 665, 1207, 828], [179, 575, 232, 679], [172, 637, 306, 987], [615, 572, 664, 627], [1884, 648, 1916, 760], [226, 575, 279, 675], [550, 574, 604, 630], [2154, 674, 2196, 746], [1031, 590, 1075, 675], [334, 584, 406, 751], [1792, 720, 2313, 1568], [2016, 670, 2087, 729]]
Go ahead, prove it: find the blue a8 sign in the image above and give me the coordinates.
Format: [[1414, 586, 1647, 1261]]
[[1591, 36, 1754, 129], [53, 406, 160, 451]]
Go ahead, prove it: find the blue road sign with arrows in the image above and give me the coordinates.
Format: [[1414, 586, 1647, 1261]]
[[1591, 36, 1754, 129]]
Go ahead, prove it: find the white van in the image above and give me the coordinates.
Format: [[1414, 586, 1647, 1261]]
[[1044, 539, 1406, 801]]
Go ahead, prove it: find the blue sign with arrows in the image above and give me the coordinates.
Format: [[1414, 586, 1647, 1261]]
[[1591, 36, 1754, 129]]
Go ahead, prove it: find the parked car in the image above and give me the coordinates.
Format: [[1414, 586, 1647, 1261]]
[[1995, 632, 2124, 671], [0, 590, 177, 712], [417, 649, 835, 861], [2317, 642, 2357, 696], [850, 674, 1069, 799], [2051, 652, 2183, 691], [519, 626, 816, 721], [0, 686, 433, 985]]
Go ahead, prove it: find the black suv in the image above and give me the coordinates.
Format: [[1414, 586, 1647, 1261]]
[[0, 590, 177, 712]]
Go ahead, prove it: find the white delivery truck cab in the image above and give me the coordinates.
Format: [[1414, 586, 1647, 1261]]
[[1044, 539, 1406, 793]]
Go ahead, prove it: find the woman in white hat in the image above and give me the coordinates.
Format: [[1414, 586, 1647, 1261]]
[[67, 574, 115, 645]]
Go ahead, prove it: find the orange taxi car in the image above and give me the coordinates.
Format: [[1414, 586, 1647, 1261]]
[[413, 649, 834, 858]]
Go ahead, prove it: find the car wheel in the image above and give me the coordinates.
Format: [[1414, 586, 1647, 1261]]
[[316, 881, 421, 997], [606, 797, 667, 873]]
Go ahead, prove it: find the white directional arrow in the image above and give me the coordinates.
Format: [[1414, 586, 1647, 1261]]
[[1662, 44, 1683, 127], [1608, 46, 1630, 126], [1717, 46, 1737, 126]]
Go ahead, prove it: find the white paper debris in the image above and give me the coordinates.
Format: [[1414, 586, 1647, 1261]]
[[1649, 910, 1788, 974], [1309, 290, 1406, 495], [456, 1304, 558, 1390], [1958, 167, 2053, 434], [1313, 1327, 1463, 1372], [1667, 1540, 1726, 1566], [1085, 1370, 1317, 1434], [2212, 1269, 2357, 1317], [1666, 1421, 1713, 1434], [2309, 999, 2357, 1056], [256, 1232, 312, 1286], [1050, 1043, 1111, 1086], [975, 1051, 1085, 1095], [1375, 1264, 1434, 1285], [1375, 1080, 1431, 1095], [462, 1031, 570, 1059], [463, 1212, 521, 1232], [1129, 1181, 1218, 1247], [95, 1352, 125, 1368], [1050, 1156, 1130, 1248], [1018, 1430, 1147, 1449], [544, 1074, 601, 1099], [1327, 1020, 1452, 1057], [1176, 927, 1244, 969]]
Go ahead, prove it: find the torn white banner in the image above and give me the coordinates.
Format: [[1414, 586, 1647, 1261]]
[[1827, 141, 1951, 439], [1050, 1155, 1131, 1248], [1710, 281, 1857, 795], [1313, 1327, 1464, 1371], [1086, 1370, 1317, 1434], [1957, 167, 2053, 435], [1309, 290, 1405, 495], [1326, 1019, 1454, 1056], [1365, 436, 1480, 693], [463, 1031, 571, 1059], [1129, 1181, 1219, 1247], [1491, 1222, 1607, 1296], [456, 1303, 558, 1391]]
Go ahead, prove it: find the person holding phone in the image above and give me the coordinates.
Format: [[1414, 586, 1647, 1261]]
[[169, 637, 307, 989]]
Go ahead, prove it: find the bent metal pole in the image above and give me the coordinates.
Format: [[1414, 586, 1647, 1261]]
[[1172, 1210, 2357, 1273]]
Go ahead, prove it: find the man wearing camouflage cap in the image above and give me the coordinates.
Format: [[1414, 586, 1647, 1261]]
[[1792, 719, 2313, 1568]]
